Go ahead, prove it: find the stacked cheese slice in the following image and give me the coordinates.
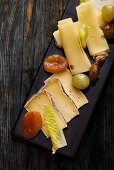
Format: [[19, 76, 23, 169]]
[[25, 90, 67, 138], [40, 78, 79, 123], [53, 18, 91, 75], [53, 18, 73, 48], [76, 2, 109, 58], [53, 2, 109, 59], [44, 69, 88, 109], [24, 70, 88, 153]]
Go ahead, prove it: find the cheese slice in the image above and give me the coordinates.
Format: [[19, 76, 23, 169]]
[[58, 22, 91, 74], [76, 2, 109, 56], [53, 18, 73, 48], [95, 10, 106, 29], [24, 90, 67, 138], [44, 69, 88, 109], [104, 51, 109, 57], [92, 50, 109, 58], [58, 18, 73, 26], [53, 21, 81, 48], [40, 78, 79, 123], [53, 30, 62, 48]]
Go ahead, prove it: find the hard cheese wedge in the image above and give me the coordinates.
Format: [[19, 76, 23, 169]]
[[24, 90, 67, 138], [53, 18, 73, 48], [58, 22, 91, 74], [44, 69, 88, 109], [41, 78, 79, 123], [76, 2, 109, 57]]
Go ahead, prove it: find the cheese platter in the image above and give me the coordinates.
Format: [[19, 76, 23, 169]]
[[11, 0, 114, 157]]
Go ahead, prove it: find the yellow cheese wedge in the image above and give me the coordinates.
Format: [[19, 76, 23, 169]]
[[44, 69, 88, 109], [76, 2, 109, 57], [53, 18, 73, 48], [24, 90, 67, 138], [58, 22, 91, 74], [40, 78, 79, 123]]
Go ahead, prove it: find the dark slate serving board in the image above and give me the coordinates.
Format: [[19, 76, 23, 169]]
[[11, 0, 114, 158]]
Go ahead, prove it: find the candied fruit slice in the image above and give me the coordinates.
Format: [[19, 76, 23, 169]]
[[44, 54, 68, 73], [21, 111, 42, 139]]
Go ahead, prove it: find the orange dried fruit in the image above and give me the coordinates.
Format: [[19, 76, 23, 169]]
[[44, 54, 68, 73], [21, 111, 42, 139]]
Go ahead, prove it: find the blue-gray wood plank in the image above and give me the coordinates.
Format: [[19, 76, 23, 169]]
[[0, 0, 114, 169]]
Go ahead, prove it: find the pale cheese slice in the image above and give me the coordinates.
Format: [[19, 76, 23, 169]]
[[53, 21, 81, 48], [58, 18, 73, 26], [76, 2, 109, 56], [104, 51, 109, 57], [53, 18, 73, 48], [40, 78, 79, 123], [95, 10, 106, 29], [24, 90, 67, 138], [92, 50, 109, 58], [44, 69, 88, 109], [53, 30, 62, 48], [58, 22, 91, 74]]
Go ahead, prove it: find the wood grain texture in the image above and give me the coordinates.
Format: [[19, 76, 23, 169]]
[[0, 0, 114, 169]]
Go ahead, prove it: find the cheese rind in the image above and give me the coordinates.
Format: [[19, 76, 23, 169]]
[[40, 78, 79, 123], [24, 90, 67, 138], [44, 69, 88, 109], [58, 22, 91, 74], [76, 2, 109, 56]]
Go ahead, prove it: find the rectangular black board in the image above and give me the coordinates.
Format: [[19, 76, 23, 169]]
[[11, 0, 114, 158]]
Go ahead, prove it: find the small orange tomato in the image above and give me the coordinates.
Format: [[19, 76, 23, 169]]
[[21, 111, 42, 139], [44, 54, 68, 73]]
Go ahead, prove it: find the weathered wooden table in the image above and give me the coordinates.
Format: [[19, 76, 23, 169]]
[[0, 0, 114, 169]]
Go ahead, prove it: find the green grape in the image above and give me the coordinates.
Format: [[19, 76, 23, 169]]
[[72, 74, 90, 90], [102, 5, 114, 23], [79, 24, 89, 49]]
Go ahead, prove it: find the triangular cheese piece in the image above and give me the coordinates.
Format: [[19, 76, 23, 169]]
[[40, 78, 79, 123], [24, 90, 67, 138], [44, 69, 88, 109]]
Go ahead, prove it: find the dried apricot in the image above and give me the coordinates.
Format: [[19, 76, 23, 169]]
[[21, 111, 42, 139], [44, 54, 68, 73]]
